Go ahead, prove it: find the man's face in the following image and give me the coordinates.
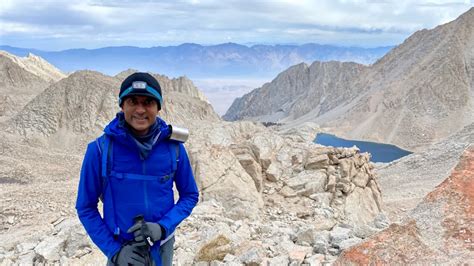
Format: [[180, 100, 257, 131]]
[[121, 95, 159, 136]]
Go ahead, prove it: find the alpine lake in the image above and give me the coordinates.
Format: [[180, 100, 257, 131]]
[[314, 133, 412, 163]]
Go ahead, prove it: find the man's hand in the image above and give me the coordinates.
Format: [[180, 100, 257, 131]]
[[127, 222, 163, 245], [112, 242, 146, 266]]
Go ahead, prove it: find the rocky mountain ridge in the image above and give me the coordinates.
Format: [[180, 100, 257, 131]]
[[225, 7, 474, 152], [0, 51, 65, 83], [223, 61, 367, 122], [324, 7, 474, 151], [6, 70, 120, 146], [5, 69, 219, 150], [0, 51, 65, 120]]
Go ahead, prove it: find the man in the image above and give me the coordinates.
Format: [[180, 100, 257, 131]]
[[76, 72, 199, 266]]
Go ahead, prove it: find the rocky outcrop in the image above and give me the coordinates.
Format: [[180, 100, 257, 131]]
[[336, 145, 474, 265], [186, 120, 384, 227]]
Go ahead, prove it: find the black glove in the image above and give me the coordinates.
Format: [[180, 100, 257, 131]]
[[112, 242, 146, 266], [127, 222, 163, 246]]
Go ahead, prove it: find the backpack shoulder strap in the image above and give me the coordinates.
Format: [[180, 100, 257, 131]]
[[169, 141, 180, 177], [175, 142, 180, 162], [95, 134, 113, 195], [95, 134, 120, 238]]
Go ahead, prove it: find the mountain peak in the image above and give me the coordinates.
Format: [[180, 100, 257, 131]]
[[0, 50, 65, 83], [114, 68, 140, 80]]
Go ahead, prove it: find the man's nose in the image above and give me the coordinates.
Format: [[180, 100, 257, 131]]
[[135, 103, 146, 113]]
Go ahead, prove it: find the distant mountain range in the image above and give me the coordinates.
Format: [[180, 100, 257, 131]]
[[0, 43, 392, 78]]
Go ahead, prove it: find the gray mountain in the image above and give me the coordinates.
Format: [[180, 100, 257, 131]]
[[0, 51, 65, 82], [323, 7, 474, 151], [0, 51, 65, 119], [9, 71, 120, 142], [8, 70, 219, 148], [0, 43, 392, 78], [223, 61, 367, 121], [225, 8, 474, 151]]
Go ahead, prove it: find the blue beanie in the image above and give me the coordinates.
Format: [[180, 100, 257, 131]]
[[119, 72, 163, 109]]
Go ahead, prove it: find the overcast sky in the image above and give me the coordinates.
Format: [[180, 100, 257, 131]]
[[0, 0, 473, 50]]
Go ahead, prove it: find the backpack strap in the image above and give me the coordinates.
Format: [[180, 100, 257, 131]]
[[170, 141, 180, 178], [175, 142, 180, 161], [95, 135, 112, 197], [95, 135, 120, 238]]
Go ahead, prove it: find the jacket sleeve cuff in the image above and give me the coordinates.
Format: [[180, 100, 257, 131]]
[[107, 244, 122, 260], [160, 225, 166, 240], [158, 222, 168, 239]]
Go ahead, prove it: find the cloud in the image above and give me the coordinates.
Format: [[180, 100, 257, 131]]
[[2, 5, 93, 26], [0, 0, 472, 50]]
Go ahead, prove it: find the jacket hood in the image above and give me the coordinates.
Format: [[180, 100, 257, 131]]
[[104, 112, 171, 145]]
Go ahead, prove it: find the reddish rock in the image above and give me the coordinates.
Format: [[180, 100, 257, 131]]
[[336, 145, 474, 265]]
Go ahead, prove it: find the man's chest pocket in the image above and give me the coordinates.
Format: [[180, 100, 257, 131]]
[[111, 171, 173, 188], [109, 171, 174, 206]]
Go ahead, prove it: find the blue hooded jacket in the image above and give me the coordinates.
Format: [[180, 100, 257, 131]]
[[75, 113, 199, 262]]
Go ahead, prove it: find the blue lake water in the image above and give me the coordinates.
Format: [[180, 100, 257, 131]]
[[314, 133, 412, 163]]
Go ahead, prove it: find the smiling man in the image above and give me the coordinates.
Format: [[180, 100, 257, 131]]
[[76, 72, 199, 266]]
